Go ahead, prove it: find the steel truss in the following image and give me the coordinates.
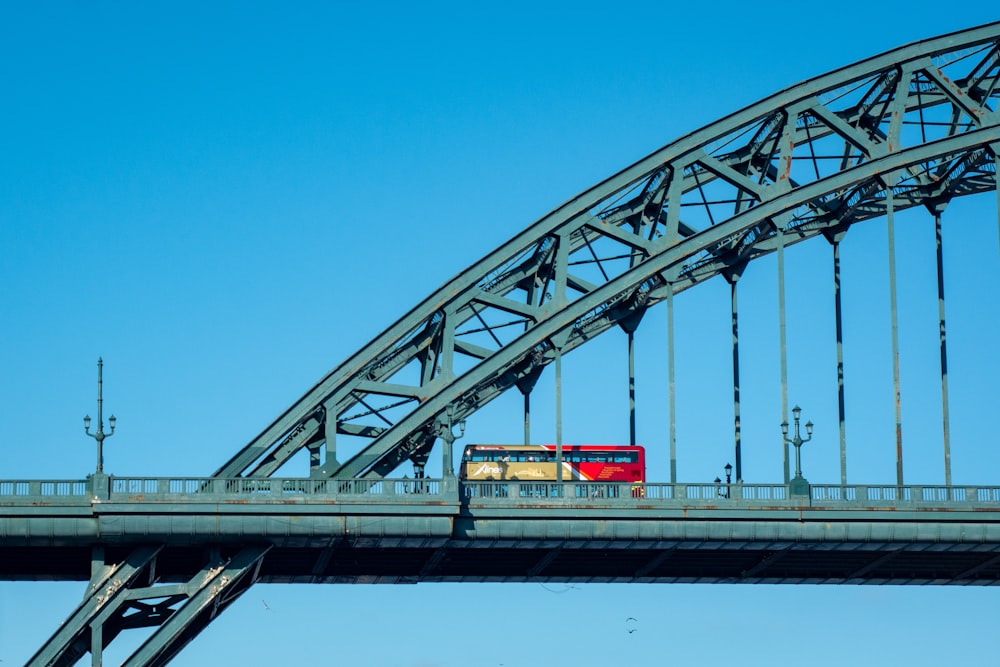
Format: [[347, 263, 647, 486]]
[[28, 544, 270, 667], [33, 22, 1000, 665], [214, 22, 1000, 483]]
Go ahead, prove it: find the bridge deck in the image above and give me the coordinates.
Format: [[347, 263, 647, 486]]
[[3, 477, 1000, 585]]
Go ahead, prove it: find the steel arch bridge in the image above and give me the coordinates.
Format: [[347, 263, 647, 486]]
[[5, 21, 1000, 667], [215, 22, 1000, 485]]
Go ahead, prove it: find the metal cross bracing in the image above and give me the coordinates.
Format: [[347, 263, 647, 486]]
[[212, 22, 1000, 486], [5, 21, 1000, 667]]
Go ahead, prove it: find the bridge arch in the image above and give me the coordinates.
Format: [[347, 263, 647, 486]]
[[215, 22, 1000, 481]]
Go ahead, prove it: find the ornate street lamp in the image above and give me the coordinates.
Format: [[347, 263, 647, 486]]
[[84, 357, 116, 474], [781, 405, 813, 496], [436, 405, 466, 480], [715, 463, 734, 499]]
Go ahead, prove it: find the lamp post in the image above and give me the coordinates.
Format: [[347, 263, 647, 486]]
[[437, 405, 466, 492], [84, 357, 116, 475], [781, 405, 812, 497], [715, 463, 733, 499]]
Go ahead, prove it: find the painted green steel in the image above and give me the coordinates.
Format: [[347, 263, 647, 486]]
[[887, 187, 904, 485], [23, 542, 270, 667], [210, 22, 1000, 483], [26, 546, 162, 667], [7, 475, 1000, 504], [120, 546, 270, 667], [4, 478, 1000, 586], [9, 476, 1000, 664], [4, 476, 1000, 546], [832, 240, 847, 486], [83, 357, 116, 475], [11, 22, 1000, 665], [666, 281, 676, 483], [935, 211, 953, 485]]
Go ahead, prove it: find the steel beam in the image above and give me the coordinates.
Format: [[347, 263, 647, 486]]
[[27, 546, 162, 667], [208, 24, 1000, 482], [328, 127, 1000, 481], [121, 546, 271, 667]]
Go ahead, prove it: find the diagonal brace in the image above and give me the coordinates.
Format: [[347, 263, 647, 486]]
[[26, 545, 163, 667], [121, 545, 272, 667]]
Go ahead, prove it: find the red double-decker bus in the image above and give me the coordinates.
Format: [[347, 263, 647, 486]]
[[460, 444, 645, 483]]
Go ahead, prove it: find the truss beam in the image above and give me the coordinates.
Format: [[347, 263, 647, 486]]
[[208, 23, 1000, 484], [27, 545, 271, 667]]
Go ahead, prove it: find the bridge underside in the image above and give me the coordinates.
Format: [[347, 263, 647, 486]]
[[7, 21, 1000, 666], [5, 506, 1000, 585], [5, 539, 1000, 586]]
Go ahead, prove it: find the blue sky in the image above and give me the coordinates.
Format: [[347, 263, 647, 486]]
[[3, 3, 1000, 665]]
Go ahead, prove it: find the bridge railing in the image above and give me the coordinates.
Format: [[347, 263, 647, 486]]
[[105, 476, 443, 499], [0, 480, 88, 498], [462, 481, 1000, 505], [461, 481, 789, 501], [3, 478, 1000, 506], [0, 476, 444, 503], [110, 477, 441, 496], [809, 485, 1000, 503]]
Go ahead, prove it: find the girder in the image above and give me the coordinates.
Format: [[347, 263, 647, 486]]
[[27, 546, 163, 667], [6, 480, 1000, 585], [26, 544, 270, 667], [211, 23, 1000, 483]]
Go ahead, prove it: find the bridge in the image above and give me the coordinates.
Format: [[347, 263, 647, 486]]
[[3, 21, 1000, 667]]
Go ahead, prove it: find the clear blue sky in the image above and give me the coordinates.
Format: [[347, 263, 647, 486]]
[[3, 3, 1000, 665]]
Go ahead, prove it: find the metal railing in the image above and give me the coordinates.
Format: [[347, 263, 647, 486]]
[[107, 476, 442, 498], [461, 481, 791, 501], [0, 476, 443, 502], [2, 477, 1000, 507], [809, 485, 1000, 503], [462, 481, 1000, 505], [0, 480, 88, 497]]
